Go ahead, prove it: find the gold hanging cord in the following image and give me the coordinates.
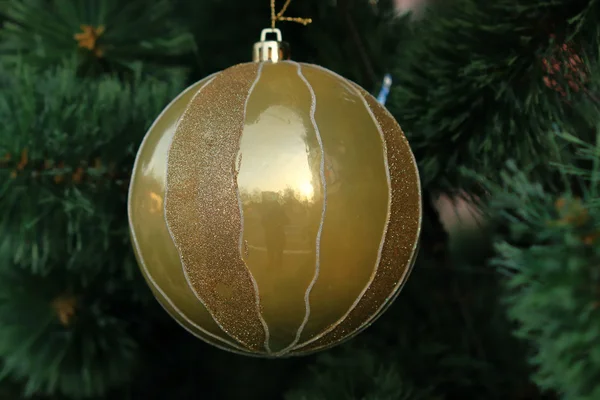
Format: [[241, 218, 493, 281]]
[[270, 0, 312, 28]]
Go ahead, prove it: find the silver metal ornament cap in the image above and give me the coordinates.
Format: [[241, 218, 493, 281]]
[[253, 28, 291, 63]]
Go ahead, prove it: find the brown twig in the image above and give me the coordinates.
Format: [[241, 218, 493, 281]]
[[2, 152, 130, 189]]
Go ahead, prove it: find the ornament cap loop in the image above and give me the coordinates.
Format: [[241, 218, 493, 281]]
[[253, 28, 290, 63]]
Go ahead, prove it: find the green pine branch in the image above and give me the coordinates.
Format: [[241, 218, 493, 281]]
[[0, 0, 194, 76], [284, 345, 437, 400], [389, 0, 600, 194], [0, 60, 184, 398], [0, 267, 138, 399], [480, 117, 600, 399]]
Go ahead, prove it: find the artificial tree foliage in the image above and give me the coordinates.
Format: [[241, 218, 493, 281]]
[[388, 0, 600, 194], [0, 0, 599, 398], [0, 0, 193, 76], [0, 61, 184, 398]]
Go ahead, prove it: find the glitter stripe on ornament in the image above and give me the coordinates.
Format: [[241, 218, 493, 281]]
[[294, 76, 421, 354], [128, 75, 250, 353], [349, 86, 421, 325], [166, 74, 253, 351], [272, 61, 327, 357], [234, 62, 273, 354], [165, 63, 268, 352], [289, 64, 392, 351]]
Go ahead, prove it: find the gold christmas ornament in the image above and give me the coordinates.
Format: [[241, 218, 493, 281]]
[[128, 27, 422, 357]]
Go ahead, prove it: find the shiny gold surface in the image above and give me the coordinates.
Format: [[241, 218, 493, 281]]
[[238, 62, 322, 352], [293, 69, 422, 354], [290, 63, 391, 347], [128, 61, 421, 357]]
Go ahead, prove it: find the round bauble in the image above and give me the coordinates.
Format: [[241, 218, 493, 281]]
[[128, 60, 421, 357]]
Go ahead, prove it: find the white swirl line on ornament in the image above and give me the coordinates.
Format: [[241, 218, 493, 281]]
[[236, 62, 273, 355], [273, 61, 327, 357], [247, 244, 311, 255], [299, 82, 423, 354], [289, 64, 392, 352], [128, 75, 248, 353]]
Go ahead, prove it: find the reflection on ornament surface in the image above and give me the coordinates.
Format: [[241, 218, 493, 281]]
[[128, 61, 421, 357]]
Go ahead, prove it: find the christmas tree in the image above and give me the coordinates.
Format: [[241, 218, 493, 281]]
[[1, 0, 599, 399]]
